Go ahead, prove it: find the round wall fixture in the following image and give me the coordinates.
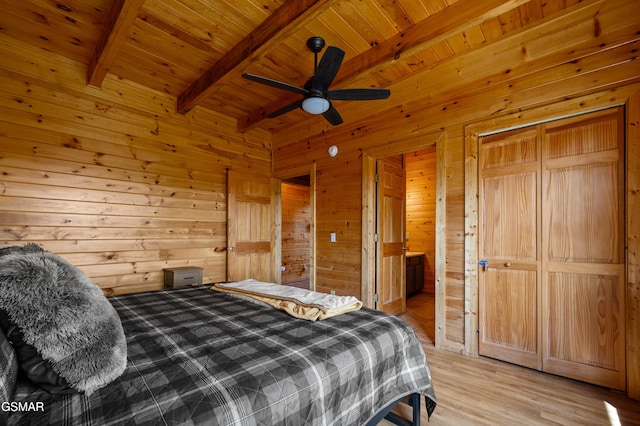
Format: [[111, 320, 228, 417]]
[[328, 145, 338, 157]]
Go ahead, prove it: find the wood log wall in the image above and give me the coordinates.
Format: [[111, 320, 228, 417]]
[[281, 182, 311, 286], [0, 35, 271, 296], [273, 0, 640, 398], [313, 147, 362, 296], [406, 148, 437, 294]]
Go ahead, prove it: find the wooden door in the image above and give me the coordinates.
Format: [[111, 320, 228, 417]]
[[541, 108, 626, 390], [227, 170, 277, 283], [376, 156, 406, 315], [478, 126, 542, 370], [479, 107, 626, 390]]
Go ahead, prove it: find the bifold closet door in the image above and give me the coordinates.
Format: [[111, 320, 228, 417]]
[[541, 108, 626, 391], [478, 126, 542, 370], [479, 107, 625, 391]]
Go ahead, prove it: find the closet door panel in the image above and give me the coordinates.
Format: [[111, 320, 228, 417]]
[[479, 267, 539, 369], [545, 157, 621, 264], [478, 127, 542, 369], [545, 269, 624, 387], [542, 108, 625, 390]]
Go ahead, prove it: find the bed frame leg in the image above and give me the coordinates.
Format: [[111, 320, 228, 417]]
[[382, 393, 421, 426]]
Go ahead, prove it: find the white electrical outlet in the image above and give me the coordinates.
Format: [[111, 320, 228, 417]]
[[330, 232, 337, 242]]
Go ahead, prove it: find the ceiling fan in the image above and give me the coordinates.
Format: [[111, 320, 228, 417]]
[[242, 36, 391, 125]]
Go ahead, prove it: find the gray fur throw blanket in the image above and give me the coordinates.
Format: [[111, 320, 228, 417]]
[[0, 244, 126, 395]]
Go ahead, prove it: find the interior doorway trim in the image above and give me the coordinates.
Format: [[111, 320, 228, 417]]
[[275, 163, 317, 291], [361, 132, 446, 345]]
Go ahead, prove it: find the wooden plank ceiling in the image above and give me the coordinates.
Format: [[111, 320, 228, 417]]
[[0, 0, 580, 134]]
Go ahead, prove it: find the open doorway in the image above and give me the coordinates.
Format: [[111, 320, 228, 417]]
[[281, 174, 313, 290], [404, 147, 437, 344], [362, 132, 444, 348]]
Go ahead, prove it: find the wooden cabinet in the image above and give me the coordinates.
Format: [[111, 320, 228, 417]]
[[406, 253, 424, 297]]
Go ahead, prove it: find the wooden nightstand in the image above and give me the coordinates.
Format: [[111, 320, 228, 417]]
[[163, 267, 203, 288]]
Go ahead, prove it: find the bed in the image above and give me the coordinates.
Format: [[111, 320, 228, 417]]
[[3, 284, 436, 425]]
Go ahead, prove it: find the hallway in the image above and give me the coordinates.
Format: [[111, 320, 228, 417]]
[[399, 293, 435, 345]]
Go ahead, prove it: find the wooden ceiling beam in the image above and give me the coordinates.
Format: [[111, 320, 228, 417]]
[[87, 0, 145, 88], [176, 0, 335, 115], [237, 0, 529, 132]]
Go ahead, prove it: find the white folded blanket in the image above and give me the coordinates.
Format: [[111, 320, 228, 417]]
[[211, 279, 362, 321]]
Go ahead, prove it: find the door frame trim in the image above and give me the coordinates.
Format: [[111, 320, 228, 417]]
[[361, 132, 447, 345], [464, 86, 640, 399]]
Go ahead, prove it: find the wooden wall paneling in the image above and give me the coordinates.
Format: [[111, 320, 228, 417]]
[[405, 146, 437, 294], [627, 91, 640, 401], [0, 91, 266, 183], [434, 135, 450, 351], [313, 148, 363, 297], [0, 34, 271, 295], [441, 134, 467, 351], [463, 128, 480, 356], [280, 182, 311, 285], [362, 152, 376, 308], [0, 85, 232, 187], [0, 34, 272, 174], [344, 39, 640, 156], [0, 76, 264, 175]]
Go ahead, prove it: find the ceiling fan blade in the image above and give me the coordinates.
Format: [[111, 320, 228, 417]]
[[322, 104, 343, 126], [313, 46, 345, 91], [242, 73, 308, 96], [267, 99, 303, 118], [326, 88, 391, 100]]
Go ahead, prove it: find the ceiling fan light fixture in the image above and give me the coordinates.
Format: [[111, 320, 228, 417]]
[[242, 37, 390, 126], [302, 97, 330, 114]]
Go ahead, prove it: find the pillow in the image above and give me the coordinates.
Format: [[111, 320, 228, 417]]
[[0, 310, 73, 394], [0, 327, 18, 424], [0, 244, 127, 395], [0, 326, 18, 401]]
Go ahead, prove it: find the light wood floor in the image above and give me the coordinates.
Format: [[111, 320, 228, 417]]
[[383, 293, 640, 426]]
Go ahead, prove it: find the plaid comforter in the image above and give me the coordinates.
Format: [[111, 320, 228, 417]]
[[10, 287, 436, 425]]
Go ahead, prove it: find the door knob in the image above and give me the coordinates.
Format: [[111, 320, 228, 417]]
[[479, 259, 488, 271], [504, 262, 511, 267]]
